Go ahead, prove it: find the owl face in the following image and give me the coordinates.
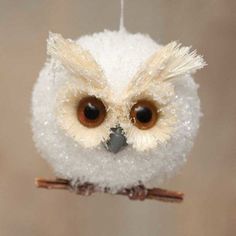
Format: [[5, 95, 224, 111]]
[[32, 30, 205, 190]]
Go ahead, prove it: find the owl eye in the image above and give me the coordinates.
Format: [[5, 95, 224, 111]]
[[77, 96, 106, 128], [130, 100, 159, 130]]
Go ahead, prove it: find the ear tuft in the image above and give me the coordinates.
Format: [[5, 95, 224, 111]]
[[159, 41, 206, 80], [47, 32, 69, 59], [46, 32, 106, 89], [124, 41, 206, 99]]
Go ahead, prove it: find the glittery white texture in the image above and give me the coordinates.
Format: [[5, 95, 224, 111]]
[[32, 30, 204, 191]]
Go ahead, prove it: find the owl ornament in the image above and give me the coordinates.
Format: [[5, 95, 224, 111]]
[[32, 26, 206, 202]]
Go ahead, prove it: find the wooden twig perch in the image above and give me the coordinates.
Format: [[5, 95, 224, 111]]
[[35, 177, 184, 203]]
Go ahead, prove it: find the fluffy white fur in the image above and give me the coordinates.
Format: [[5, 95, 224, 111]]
[[32, 30, 205, 190]]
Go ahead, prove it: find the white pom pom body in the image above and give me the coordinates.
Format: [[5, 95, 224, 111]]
[[32, 30, 202, 191]]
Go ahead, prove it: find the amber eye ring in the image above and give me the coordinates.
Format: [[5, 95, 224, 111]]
[[130, 100, 159, 130], [77, 96, 106, 128]]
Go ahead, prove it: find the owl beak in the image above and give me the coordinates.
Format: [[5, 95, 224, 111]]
[[104, 126, 127, 154]]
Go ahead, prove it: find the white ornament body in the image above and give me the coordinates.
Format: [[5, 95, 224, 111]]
[[32, 30, 202, 191]]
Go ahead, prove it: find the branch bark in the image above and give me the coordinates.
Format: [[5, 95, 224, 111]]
[[35, 177, 184, 203]]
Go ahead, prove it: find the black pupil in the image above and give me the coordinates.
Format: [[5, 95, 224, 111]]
[[135, 106, 152, 123], [84, 103, 100, 120]]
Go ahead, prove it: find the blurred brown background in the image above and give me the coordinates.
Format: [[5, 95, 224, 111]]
[[0, 0, 235, 235]]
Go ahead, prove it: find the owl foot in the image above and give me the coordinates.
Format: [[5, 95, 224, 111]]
[[128, 185, 148, 201], [36, 177, 184, 202], [71, 180, 95, 196]]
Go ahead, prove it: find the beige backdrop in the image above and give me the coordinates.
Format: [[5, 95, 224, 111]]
[[0, 0, 235, 235]]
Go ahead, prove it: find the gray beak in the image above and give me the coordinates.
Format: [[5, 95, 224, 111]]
[[105, 126, 127, 153]]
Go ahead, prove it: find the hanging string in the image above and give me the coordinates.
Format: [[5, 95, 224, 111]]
[[119, 0, 125, 31]]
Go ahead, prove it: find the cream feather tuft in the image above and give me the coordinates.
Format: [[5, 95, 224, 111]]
[[47, 32, 107, 89], [155, 41, 206, 81], [124, 41, 206, 99]]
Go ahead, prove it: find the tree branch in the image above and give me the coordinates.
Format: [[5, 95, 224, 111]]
[[35, 177, 184, 203]]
